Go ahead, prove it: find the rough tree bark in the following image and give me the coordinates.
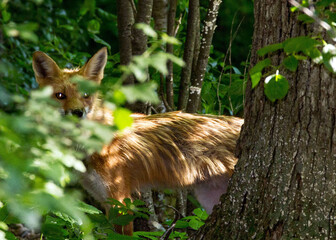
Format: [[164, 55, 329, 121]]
[[166, 0, 178, 110], [194, 1, 336, 239], [152, 0, 168, 32], [177, 0, 199, 111], [116, 0, 134, 85], [186, 0, 222, 113], [132, 0, 153, 57]]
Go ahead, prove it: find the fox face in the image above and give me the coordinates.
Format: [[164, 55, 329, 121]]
[[32, 48, 107, 118]]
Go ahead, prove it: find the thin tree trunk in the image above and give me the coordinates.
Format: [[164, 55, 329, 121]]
[[152, 0, 168, 32], [166, 0, 177, 110], [116, 0, 135, 85], [177, 0, 199, 111], [194, 1, 336, 239], [192, 10, 200, 79], [132, 0, 153, 56], [186, 0, 222, 113]]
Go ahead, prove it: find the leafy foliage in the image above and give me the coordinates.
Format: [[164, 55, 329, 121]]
[[251, 0, 336, 102], [0, 0, 252, 238]]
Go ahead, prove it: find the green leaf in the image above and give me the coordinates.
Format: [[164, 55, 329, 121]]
[[257, 43, 283, 56], [305, 47, 322, 62], [189, 218, 204, 230], [251, 72, 262, 89], [89, 33, 111, 50], [283, 55, 298, 72], [121, 82, 159, 104], [264, 73, 289, 102], [1, 10, 11, 22], [108, 232, 138, 240], [135, 23, 157, 38], [283, 36, 321, 54], [80, 0, 96, 16], [111, 215, 136, 226], [193, 208, 208, 221], [77, 201, 102, 215], [250, 58, 271, 75], [70, 75, 99, 95], [249, 58, 271, 88], [87, 19, 100, 34], [297, 14, 314, 23], [113, 108, 133, 130]]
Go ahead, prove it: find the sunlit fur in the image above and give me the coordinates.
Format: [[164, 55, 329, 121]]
[[32, 48, 244, 236]]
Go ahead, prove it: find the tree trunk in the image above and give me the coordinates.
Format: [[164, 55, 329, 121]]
[[152, 0, 168, 32], [194, 1, 336, 239], [116, 0, 135, 85], [166, 0, 177, 110], [132, 0, 153, 57], [177, 0, 199, 111], [186, 0, 222, 113]]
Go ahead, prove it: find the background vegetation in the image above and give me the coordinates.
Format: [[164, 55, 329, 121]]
[[0, 0, 253, 239]]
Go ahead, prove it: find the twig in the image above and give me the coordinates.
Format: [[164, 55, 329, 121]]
[[174, 13, 183, 36], [129, 0, 137, 16], [159, 206, 181, 240]]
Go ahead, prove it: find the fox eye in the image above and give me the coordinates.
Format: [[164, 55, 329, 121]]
[[83, 93, 90, 98], [55, 92, 66, 99]]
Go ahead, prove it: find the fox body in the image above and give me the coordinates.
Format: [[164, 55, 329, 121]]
[[32, 48, 243, 235]]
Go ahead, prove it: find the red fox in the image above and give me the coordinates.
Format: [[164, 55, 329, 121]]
[[32, 48, 243, 235]]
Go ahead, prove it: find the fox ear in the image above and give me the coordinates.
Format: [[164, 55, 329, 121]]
[[82, 47, 107, 82], [32, 51, 61, 84]]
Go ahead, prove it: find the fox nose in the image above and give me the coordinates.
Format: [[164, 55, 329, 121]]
[[72, 109, 84, 118]]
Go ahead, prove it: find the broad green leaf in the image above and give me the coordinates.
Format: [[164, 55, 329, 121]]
[[283, 36, 321, 54], [80, 0, 95, 16], [257, 43, 283, 56], [70, 75, 99, 95], [297, 14, 314, 23], [59, 25, 74, 31], [111, 215, 136, 226], [77, 201, 102, 215], [121, 82, 159, 104], [135, 23, 158, 38], [113, 108, 133, 130], [283, 55, 298, 72], [264, 73, 289, 102], [250, 58, 271, 88], [304, 47, 322, 62], [134, 231, 163, 240], [188, 218, 204, 230], [193, 208, 208, 220], [87, 19, 100, 34], [161, 32, 181, 45], [1, 10, 11, 22], [251, 72, 262, 88], [250, 58, 271, 75], [89, 33, 111, 50]]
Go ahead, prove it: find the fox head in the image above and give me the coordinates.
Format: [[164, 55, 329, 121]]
[[32, 47, 107, 118]]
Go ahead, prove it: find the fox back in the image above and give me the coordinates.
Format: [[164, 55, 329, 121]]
[[32, 49, 243, 236]]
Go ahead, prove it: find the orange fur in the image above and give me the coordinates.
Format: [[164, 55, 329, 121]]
[[32, 48, 243, 236]]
